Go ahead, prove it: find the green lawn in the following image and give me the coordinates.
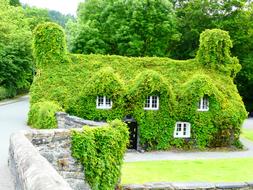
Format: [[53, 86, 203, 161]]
[[121, 158, 253, 184], [242, 129, 253, 141]]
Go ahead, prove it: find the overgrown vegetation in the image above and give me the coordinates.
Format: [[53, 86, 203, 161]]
[[0, 0, 33, 100], [67, 0, 253, 113], [30, 23, 247, 150], [28, 101, 63, 129], [71, 120, 129, 190]]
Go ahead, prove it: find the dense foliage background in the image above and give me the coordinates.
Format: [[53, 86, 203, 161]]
[[66, 0, 253, 113], [0, 0, 33, 99], [2, 0, 253, 113], [0, 0, 74, 100]]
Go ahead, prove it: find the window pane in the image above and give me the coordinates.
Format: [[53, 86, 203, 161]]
[[106, 97, 111, 106], [183, 124, 187, 135], [98, 96, 104, 106], [177, 123, 181, 131], [152, 96, 157, 108], [145, 96, 150, 108], [203, 97, 208, 109]]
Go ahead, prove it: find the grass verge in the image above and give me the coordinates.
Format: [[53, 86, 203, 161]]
[[121, 158, 253, 184]]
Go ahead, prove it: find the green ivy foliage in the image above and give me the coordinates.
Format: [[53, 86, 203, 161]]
[[127, 70, 176, 150], [197, 29, 241, 77], [28, 100, 63, 129], [71, 120, 129, 190], [30, 23, 247, 150], [69, 67, 126, 121], [32, 22, 69, 67]]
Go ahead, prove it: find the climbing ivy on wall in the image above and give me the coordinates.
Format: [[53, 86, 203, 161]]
[[29, 23, 247, 150], [71, 120, 129, 190], [127, 70, 176, 150], [33, 22, 69, 67], [28, 100, 63, 129], [69, 67, 126, 121], [197, 29, 241, 77]]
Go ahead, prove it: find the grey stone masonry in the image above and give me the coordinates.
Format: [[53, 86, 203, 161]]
[[9, 130, 73, 190], [29, 129, 90, 190], [56, 112, 106, 129]]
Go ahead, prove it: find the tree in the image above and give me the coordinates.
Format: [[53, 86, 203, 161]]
[[172, 0, 249, 59], [69, 0, 181, 57], [171, 0, 253, 113], [23, 6, 51, 30], [0, 0, 33, 96], [48, 10, 75, 28], [9, 0, 21, 6]]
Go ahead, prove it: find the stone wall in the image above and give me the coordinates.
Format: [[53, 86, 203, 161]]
[[56, 112, 106, 129], [29, 129, 90, 190], [9, 130, 74, 190]]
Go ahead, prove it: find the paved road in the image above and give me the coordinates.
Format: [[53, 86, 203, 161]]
[[0, 96, 29, 190]]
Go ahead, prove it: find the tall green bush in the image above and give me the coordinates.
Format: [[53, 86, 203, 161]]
[[33, 22, 69, 67], [28, 101, 63, 129], [71, 120, 129, 190], [197, 29, 241, 77], [0, 0, 33, 97]]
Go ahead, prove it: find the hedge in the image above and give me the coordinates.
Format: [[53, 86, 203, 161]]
[[29, 23, 247, 150], [28, 100, 63, 129], [71, 120, 129, 190]]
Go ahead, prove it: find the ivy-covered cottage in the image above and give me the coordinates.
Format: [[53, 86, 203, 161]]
[[29, 22, 247, 150]]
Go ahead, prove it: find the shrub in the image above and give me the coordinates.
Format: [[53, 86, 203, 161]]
[[28, 100, 63, 129], [0, 87, 8, 100], [196, 29, 241, 77], [71, 120, 129, 190], [0, 86, 17, 100]]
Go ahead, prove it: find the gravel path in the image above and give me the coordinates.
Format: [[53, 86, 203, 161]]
[[0, 96, 29, 190]]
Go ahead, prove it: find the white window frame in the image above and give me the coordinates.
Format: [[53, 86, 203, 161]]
[[198, 96, 209, 111], [144, 96, 159, 110], [174, 122, 191, 138], [96, 96, 112, 109]]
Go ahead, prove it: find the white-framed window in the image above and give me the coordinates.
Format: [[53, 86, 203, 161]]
[[144, 96, 159, 110], [174, 122, 191, 138], [198, 96, 209, 111], [96, 96, 112, 109]]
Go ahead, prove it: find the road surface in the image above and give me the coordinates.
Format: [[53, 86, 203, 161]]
[[0, 96, 29, 190]]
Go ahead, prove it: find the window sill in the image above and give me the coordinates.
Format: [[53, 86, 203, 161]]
[[96, 107, 112, 110], [144, 108, 159, 111], [174, 136, 191, 138], [197, 109, 209, 112]]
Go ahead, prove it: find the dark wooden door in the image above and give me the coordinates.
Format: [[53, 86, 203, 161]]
[[126, 121, 138, 150]]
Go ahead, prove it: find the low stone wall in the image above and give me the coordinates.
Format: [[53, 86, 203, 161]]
[[9, 130, 73, 190], [122, 182, 253, 190], [56, 112, 106, 129], [9, 129, 91, 190]]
